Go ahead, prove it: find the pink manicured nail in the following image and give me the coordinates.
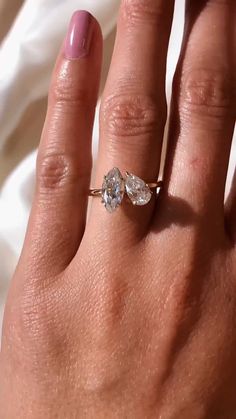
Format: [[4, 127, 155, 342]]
[[64, 11, 93, 59]]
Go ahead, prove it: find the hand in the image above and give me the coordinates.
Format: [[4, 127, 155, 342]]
[[1, 1, 236, 418]]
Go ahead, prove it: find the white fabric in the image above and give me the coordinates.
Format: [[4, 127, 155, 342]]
[[0, 0, 120, 149], [0, 0, 235, 334]]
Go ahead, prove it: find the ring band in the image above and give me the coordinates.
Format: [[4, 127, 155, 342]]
[[89, 167, 163, 213], [89, 181, 163, 197]]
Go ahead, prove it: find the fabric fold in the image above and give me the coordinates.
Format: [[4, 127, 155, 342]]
[[0, 0, 120, 148]]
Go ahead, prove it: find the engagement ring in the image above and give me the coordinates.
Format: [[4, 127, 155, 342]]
[[89, 168, 163, 213]]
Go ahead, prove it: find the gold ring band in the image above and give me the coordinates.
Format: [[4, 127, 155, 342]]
[[89, 180, 163, 197]]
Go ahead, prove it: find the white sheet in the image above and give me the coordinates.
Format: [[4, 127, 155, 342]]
[[0, 0, 120, 148]]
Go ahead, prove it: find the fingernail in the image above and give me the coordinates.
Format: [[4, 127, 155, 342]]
[[64, 11, 93, 59]]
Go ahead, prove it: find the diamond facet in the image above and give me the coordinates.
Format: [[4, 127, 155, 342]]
[[125, 173, 152, 206], [102, 168, 125, 213]]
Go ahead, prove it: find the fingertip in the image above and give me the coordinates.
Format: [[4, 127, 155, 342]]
[[64, 10, 102, 60], [49, 9, 103, 108]]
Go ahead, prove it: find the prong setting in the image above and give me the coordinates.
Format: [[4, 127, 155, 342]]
[[90, 168, 162, 212]]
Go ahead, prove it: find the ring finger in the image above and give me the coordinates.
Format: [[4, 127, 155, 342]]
[[89, 0, 175, 241]]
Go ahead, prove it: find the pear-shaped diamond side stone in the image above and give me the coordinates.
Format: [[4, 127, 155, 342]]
[[125, 173, 152, 206], [102, 168, 125, 213]]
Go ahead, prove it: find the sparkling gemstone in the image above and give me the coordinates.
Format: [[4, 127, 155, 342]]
[[125, 173, 152, 206], [102, 168, 125, 213]]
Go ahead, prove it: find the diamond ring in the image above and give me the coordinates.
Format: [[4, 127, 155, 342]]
[[89, 168, 163, 213]]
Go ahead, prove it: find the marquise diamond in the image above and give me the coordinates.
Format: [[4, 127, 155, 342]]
[[102, 168, 125, 213], [125, 173, 152, 206]]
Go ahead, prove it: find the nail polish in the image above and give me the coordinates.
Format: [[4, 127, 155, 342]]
[[64, 10, 93, 59]]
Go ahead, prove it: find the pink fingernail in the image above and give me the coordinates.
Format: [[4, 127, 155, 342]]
[[64, 11, 93, 59]]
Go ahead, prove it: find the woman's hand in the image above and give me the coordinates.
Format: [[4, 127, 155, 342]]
[[1, 1, 236, 418]]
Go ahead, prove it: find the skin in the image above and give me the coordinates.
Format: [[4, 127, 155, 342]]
[[1, 0, 236, 417]]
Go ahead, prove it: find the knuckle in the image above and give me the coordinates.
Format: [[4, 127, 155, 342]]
[[121, 0, 165, 26], [51, 66, 91, 109], [101, 93, 161, 141], [37, 152, 80, 191], [178, 69, 235, 118]]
